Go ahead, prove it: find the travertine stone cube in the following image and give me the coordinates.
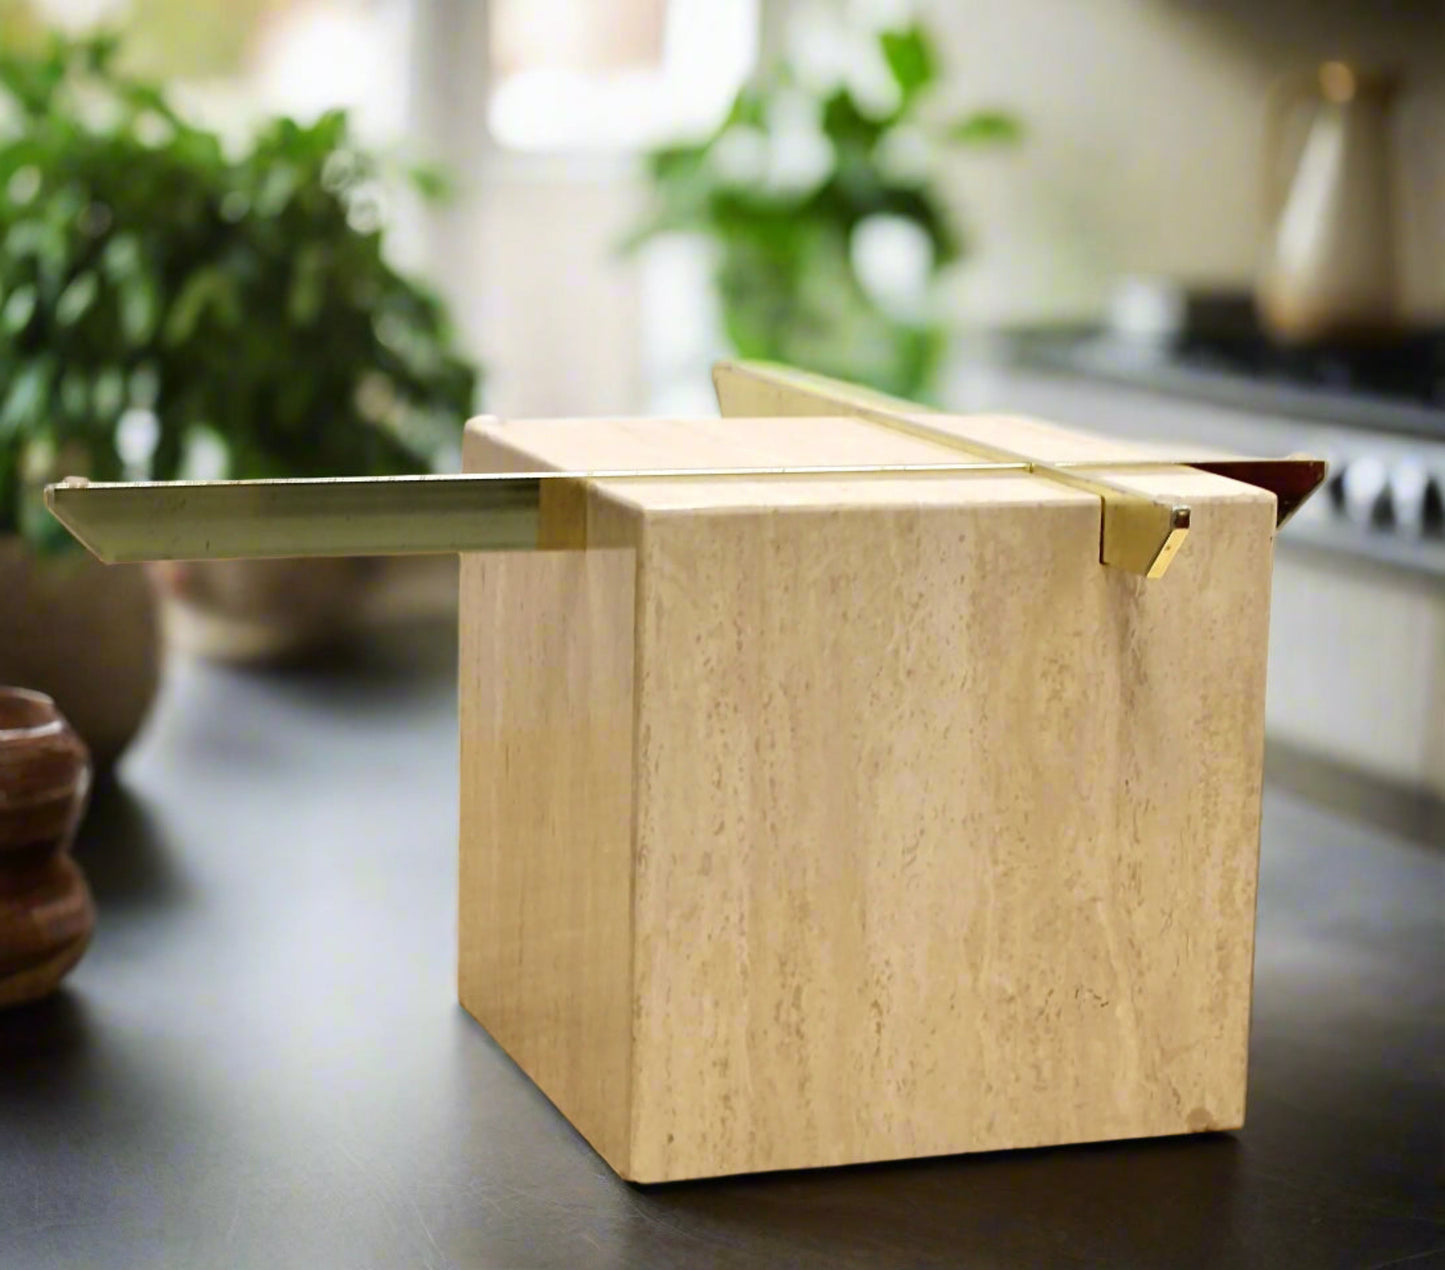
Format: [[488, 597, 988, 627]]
[[457, 410, 1278, 1183]]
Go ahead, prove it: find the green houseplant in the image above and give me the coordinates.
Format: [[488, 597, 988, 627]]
[[0, 31, 478, 752], [0, 31, 478, 720], [628, 20, 1019, 402], [0, 30, 476, 548]]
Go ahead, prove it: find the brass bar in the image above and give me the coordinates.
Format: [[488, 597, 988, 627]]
[[45, 455, 1323, 569], [44, 472, 545, 564], [712, 359, 1191, 578], [45, 462, 1029, 564]]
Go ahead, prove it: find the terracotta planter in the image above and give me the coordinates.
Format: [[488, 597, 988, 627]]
[[0, 537, 160, 770], [0, 688, 94, 1008]]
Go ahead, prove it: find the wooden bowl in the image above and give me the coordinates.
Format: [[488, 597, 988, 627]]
[[0, 688, 95, 1007]]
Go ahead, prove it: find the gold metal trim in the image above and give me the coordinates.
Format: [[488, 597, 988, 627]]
[[46, 463, 1029, 563], [711, 360, 1191, 577], [43, 360, 1326, 570], [44, 455, 1315, 566]]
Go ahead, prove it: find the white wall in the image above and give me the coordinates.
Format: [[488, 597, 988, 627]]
[[407, 0, 1445, 415], [465, 164, 648, 419], [924, 0, 1445, 326], [406, 1, 668, 419]]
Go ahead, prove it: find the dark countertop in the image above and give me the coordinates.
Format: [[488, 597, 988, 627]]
[[1, 623, 1441, 1269]]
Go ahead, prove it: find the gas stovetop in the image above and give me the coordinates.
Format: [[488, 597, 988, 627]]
[[1014, 299, 1445, 443], [1004, 299, 1445, 562]]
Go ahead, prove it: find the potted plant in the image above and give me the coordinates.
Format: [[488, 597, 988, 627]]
[[628, 18, 1020, 402], [0, 32, 478, 697]]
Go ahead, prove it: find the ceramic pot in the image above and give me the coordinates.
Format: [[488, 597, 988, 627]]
[[0, 688, 94, 1008], [150, 557, 383, 663], [1256, 63, 1402, 344], [0, 537, 160, 769], [149, 556, 460, 664]]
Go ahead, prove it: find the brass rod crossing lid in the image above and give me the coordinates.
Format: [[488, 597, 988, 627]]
[[43, 361, 1326, 578]]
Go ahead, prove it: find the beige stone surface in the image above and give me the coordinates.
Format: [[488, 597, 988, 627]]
[[457, 413, 1279, 1182]]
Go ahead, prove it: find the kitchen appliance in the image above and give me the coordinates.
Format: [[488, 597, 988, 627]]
[[1014, 288, 1445, 560]]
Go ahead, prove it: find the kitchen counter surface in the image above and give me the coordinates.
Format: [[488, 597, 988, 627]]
[[1, 625, 1441, 1269]]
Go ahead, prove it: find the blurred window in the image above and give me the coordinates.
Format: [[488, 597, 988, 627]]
[[21, 0, 411, 144], [486, 0, 758, 151]]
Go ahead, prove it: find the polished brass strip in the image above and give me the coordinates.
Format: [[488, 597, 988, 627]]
[[45, 462, 1028, 563], [44, 454, 1320, 569], [712, 359, 1192, 577], [44, 472, 544, 564]]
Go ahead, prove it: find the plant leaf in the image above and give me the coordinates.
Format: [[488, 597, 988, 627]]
[[947, 111, 1023, 145], [0, 24, 478, 549], [0, 358, 53, 436], [879, 26, 936, 105], [287, 241, 327, 326], [1, 283, 36, 334], [59, 368, 89, 419], [120, 276, 159, 344], [164, 267, 228, 344], [55, 269, 98, 326], [94, 366, 125, 419], [101, 233, 142, 280], [407, 160, 453, 203]]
